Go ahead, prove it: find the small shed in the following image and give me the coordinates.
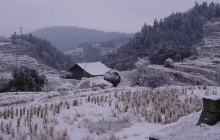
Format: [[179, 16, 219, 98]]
[[69, 62, 111, 80]]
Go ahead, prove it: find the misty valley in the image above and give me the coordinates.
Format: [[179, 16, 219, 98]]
[[0, 1, 220, 140]]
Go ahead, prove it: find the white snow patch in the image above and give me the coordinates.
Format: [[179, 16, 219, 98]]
[[149, 132, 170, 140]]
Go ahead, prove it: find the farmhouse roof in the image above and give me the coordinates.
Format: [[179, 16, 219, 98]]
[[73, 62, 111, 76]]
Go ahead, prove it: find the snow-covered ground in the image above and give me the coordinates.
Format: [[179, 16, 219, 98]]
[[0, 42, 11, 45], [0, 85, 219, 140]]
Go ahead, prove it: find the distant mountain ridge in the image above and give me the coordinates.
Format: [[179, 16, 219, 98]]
[[32, 26, 133, 52]]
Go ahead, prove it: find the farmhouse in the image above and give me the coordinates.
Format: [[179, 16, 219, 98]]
[[69, 62, 111, 80]]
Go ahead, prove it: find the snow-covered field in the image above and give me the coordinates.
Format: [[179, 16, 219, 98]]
[[0, 85, 220, 140]]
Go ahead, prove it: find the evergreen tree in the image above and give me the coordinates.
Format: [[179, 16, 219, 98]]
[[11, 32, 16, 44], [215, 4, 220, 16]]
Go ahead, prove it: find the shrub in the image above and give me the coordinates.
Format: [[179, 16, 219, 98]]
[[104, 70, 121, 87], [2, 66, 46, 92], [90, 77, 111, 89], [0, 79, 10, 93], [130, 64, 171, 88]]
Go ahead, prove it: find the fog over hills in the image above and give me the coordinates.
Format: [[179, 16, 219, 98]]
[[32, 26, 133, 52]]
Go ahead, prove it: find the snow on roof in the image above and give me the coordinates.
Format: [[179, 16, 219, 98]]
[[203, 95, 220, 101], [77, 62, 111, 76]]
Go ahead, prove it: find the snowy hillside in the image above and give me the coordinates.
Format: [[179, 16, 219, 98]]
[[136, 18, 220, 87], [0, 42, 79, 92], [0, 43, 57, 75]]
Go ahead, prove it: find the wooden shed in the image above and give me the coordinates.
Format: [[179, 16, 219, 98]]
[[69, 62, 110, 80]]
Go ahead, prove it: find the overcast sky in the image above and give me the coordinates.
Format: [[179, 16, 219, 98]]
[[0, 0, 219, 37]]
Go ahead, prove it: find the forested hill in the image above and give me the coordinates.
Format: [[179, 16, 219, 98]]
[[32, 26, 133, 52], [11, 33, 73, 70], [103, 1, 220, 71]]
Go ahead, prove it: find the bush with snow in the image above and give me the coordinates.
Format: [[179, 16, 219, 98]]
[[130, 65, 171, 88], [164, 58, 175, 68], [2, 66, 46, 92], [90, 77, 111, 89], [56, 82, 74, 91], [77, 77, 111, 89], [104, 70, 121, 87]]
